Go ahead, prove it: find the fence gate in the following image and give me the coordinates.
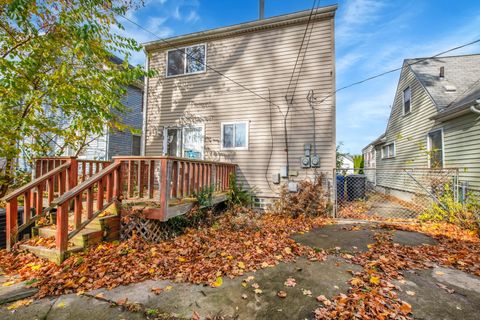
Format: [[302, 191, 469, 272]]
[[333, 168, 459, 219]]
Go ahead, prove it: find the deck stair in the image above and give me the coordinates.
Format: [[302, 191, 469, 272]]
[[2, 156, 237, 263]]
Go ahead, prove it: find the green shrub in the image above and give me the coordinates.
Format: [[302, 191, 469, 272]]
[[419, 184, 480, 234], [226, 172, 252, 208], [194, 185, 215, 207]]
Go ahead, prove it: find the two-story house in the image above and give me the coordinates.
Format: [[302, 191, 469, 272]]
[[366, 54, 480, 194], [142, 5, 337, 205]]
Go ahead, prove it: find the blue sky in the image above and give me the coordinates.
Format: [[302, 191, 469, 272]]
[[120, 0, 480, 155]]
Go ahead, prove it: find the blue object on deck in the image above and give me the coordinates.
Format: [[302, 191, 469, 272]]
[[336, 175, 345, 202]]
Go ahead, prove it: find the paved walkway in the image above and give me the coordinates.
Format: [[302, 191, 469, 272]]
[[1, 221, 479, 319]]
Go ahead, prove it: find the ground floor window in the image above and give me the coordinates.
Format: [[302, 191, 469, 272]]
[[221, 121, 249, 150], [163, 125, 204, 159], [428, 129, 443, 168], [381, 142, 395, 159]]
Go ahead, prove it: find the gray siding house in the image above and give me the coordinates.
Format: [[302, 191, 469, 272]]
[[80, 83, 144, 160], [142, 5, 337, 202], [367, 54, 480, 192]]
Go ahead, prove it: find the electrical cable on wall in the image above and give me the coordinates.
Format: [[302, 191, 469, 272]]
[[282, 0, 319, 176], [116, 8, 480, 119]]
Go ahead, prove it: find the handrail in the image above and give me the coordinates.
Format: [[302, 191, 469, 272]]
[[112, 155, 237, 166], [2, 162, 71, 201], [52, 162, 121, 206]]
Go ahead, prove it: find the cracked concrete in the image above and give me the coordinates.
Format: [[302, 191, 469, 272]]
[[1, 222, 478, 319]]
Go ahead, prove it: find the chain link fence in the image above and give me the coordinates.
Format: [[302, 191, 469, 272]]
[[334, 168, 460, 219]]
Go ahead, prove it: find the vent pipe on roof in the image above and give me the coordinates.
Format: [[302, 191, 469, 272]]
[[439, 66, 445, 80], [259, 0, 265, 20]]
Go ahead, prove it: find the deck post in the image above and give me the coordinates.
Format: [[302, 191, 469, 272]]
[[56, 202, 69, 262], [159, 158, 171, 220], [6, 198, 18, 251], [113, 159, 123, 214]]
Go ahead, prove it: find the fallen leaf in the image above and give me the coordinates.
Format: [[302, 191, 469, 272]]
[[237, 261, 245, 269], [406, 290, 416, 296], [211, 277, 223, 288], [277, 290, 287, 298], [254, 288, 263, 294], [284, 277, 296, 287], [369, 276, 380, 285], [241, 293, 248, 299]]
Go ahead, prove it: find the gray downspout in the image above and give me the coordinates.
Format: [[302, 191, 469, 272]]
[[141, 53, 149, 156], [470, 105, 480, 114]]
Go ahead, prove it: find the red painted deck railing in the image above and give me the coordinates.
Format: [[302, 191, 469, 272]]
[[2, 156, 236, 259], [3, 158, 76, 250]]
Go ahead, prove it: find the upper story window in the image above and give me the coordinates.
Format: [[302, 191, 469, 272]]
[[221, 121, 249, 150], [403, 87, 411, 115], [428, 129, 443, 168], [381, 142, 395, 159], [167, 44, 206, 77]]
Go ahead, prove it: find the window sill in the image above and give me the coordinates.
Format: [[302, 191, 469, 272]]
[[221, 147, 249, 151], [165, 70, 206, 78]]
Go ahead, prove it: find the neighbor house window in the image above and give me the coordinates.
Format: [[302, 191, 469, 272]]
[[381, 143, 395, 159], [428, 129, 443, 168], [132, 135, 141, 156], [167, 44, 206, 77], [221, 121, 249, 150], [403, 87, 411, 115]]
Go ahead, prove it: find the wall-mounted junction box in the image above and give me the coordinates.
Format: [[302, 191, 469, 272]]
[[280, 166, 288, 178], [272, 173, 280, 184], [288, 181, 298, 192]]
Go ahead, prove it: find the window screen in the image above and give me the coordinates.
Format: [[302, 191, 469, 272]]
[[222, 122, 248, 149], [428, 130, 443, 168], [131, 135, 141, 156], [167, 45, 205, 76], [403, 87, 411, 114]]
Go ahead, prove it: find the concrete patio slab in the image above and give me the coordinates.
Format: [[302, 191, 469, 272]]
[[395, 266, 480, 320], [0, 276, 38, 305], [89, 256, 362, 320]]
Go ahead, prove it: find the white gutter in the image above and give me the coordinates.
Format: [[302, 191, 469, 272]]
[[140, 53, 149, 156]]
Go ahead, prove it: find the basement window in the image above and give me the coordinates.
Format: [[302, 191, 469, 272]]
[[381, 142, 395, 159], [221, 121, 249, 150], [403, 87, 411, 115], [167, 44, 206, 77]]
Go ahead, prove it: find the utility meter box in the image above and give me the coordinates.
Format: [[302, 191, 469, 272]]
[[311, 154, 320, 168], [301, 156, 310, 168]]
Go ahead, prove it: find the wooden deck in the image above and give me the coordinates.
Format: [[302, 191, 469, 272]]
[[2, 156, 237, 262]]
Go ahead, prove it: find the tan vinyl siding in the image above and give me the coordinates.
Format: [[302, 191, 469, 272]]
[[144, 13, 336, 197]]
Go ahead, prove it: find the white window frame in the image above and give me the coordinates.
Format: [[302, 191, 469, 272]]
[[220, 121, 249, 151], [403, 86, 412, 115], [381, 142, 395, 159], [182, 124, 205, 160], [162, 124, 205, 159], [427, 128, 444, 169], [165, 44, 207, 78]]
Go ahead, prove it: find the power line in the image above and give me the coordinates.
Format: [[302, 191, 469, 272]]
[[312, 38, 480, 109], [114, 8, 480, 115], [116, 11, 282, 110], [285, 0, 318, 103]]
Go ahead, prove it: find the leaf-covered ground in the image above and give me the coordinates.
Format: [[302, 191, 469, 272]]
[[313, 222, 480, 319], [0, 210, 329, 298]]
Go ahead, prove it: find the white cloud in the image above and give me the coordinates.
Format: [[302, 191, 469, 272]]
[[186, 10, 200, 23]]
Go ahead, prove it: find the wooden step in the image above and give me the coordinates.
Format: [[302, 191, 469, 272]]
[[36, 226, 104, 248], [19, 244, 83, 264]]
